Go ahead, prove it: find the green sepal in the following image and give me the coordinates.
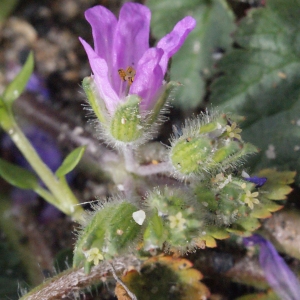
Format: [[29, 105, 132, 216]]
[[0, 158, 38, 190], [211, 141, 241, 163], [198, 114, 228, 134], [148, 81, 179, 125], [110, 95, 144, 143], [194, 186, 218, 211], [73, 201, 142, 269], [82, 77, 108, 124], [211, 142, 258, 168], [143, 209, 165, 250], [171, 136, 212, 175], [3, 52, 34, 105], [73, 205, 115, 268], [106, 202, 142, 255], [55, 145, 86, 178]]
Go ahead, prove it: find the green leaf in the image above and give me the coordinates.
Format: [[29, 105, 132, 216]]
[[55, 145, 86, 178], [0, 0, 19, 22], [0, 158, 38, 189], [227, 217, 261, 236], [210, 0, 300, 183], [206, 226, 230, 240], [259, 169, 295, 200], [147, 0, 235, 109], [236, 290, 280, 300], [3, 52, 34, 105]]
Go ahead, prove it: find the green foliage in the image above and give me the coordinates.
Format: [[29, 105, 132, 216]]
[[3, 52, 34, 106], [0, 238, 27, 300], [0, 0, 19, 22], [210, 0, 300, 183], [236, 290, 280, 300], [0, 158, 38, 190], [147, 0, 235, 109], [55, 145, 86, 178]]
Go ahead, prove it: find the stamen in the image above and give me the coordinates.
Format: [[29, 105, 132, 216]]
[[118, 66, 136, 86]]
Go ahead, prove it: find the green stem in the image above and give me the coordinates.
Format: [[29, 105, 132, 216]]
[[2, 112, 83, 222], [35, 186, 60, 206]]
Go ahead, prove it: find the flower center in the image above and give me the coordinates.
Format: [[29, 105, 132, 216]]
[[118, 66, 136, 86]]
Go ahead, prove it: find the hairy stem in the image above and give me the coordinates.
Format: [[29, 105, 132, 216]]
[[20, 256, 141, 300], [123, 145, 173, 176]]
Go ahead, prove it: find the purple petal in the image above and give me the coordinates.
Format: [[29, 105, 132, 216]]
[[112, 3, 151, 94], [79, 37, 119, 114], [243, 176, 267, 188], [85, 5, 117, 69], [157, 16, 196, 75], [244, 235, 300, 300], [130, 48, 164, 111]]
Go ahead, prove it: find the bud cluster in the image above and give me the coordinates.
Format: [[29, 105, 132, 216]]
[[169, 113, 257, 180]]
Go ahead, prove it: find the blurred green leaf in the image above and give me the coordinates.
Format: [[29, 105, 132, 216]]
[[0, 236, 27, 300], [227, 217, 261, 236], [0, 0, 19, 22], [54, 248, 73, 272], [210, 0, 300, 183], [55, 145, 86, 177], [147, 0, 235, 109], [236, 290, 280, 300], [3, 52, 34, 105], [0, 158, 38, 189], [0, 277, 19, 300]]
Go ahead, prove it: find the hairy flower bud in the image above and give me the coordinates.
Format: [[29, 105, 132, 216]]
[[169, 113, 258, 180]]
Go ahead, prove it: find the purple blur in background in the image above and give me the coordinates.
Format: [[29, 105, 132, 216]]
[[244, 234, 300, 300]]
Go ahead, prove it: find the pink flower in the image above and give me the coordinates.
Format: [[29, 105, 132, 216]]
[[80, 3, 196, 115]]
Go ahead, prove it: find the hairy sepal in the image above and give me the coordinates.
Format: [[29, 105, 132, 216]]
[[73, 200, 143, 271], [169, 112, 257, 180]]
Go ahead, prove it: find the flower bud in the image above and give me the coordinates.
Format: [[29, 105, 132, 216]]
[[73, 200, 143, 272], [169, 113, 258, 180]]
